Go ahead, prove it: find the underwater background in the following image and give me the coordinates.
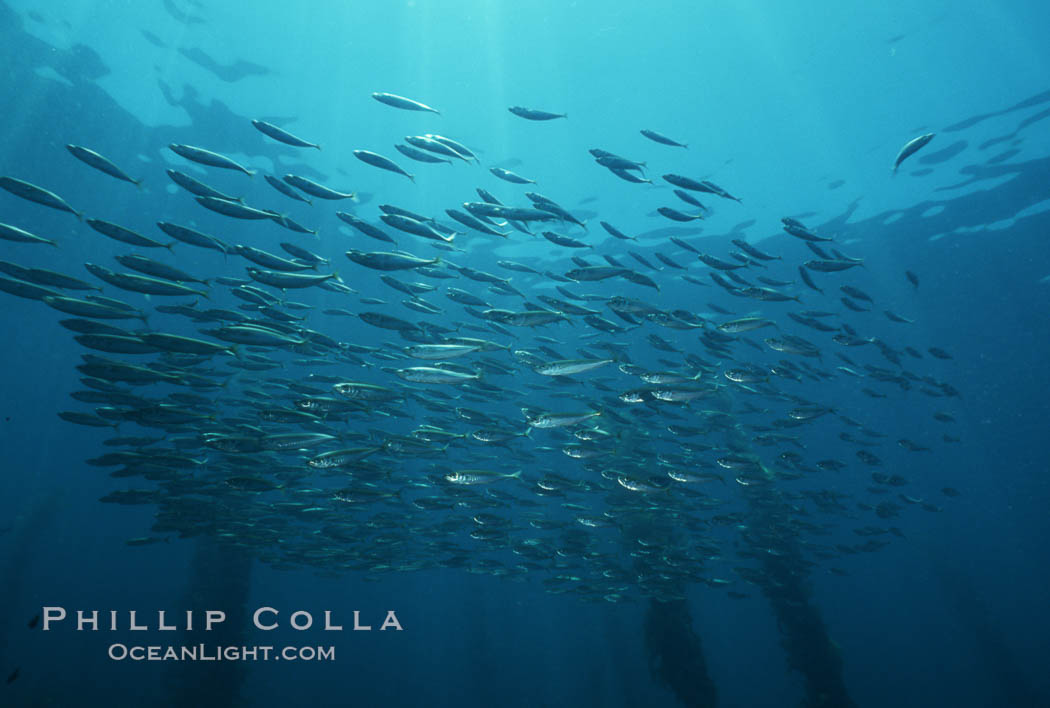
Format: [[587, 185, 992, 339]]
[[0, 1, 1049, 706]]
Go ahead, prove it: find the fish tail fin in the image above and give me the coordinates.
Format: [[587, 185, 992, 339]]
[[246, 169, 257, 178], [48, 239, 60, 248], [164, 242, 177, 252], [75, 211, 84, 221], [314, 144, 322, 151], [409, 174, 416, 183], [134, 179, 144, 190], [508, 469, 523, 480]]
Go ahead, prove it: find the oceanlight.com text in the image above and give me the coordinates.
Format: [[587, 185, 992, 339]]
[[107, 644, 336, 662]]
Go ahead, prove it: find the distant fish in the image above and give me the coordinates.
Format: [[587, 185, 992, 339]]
[[0, 275, 61, 301], [195, 197, 279, 220], [372, 92, 440, 115], [426, 134, 477, 161], [346, 250, 439, 271], [731, 239, 779, 261], [840, 285, 873, 302], [640, 129, 687, 148], [534, 359, 612, 376], [840, 297, 869, 312], [264, 174, 312, 204], [608, 167, 651, 184], [674, 189, 706, 209], [86, 218, 173, 249], [446, 209, 509, 237], [698, 253, 746, 271], [892, 133, 935, 173], [564, 266, 629, 282], [658, 207, 703, 222], [671, 236, 700, 254], [542, 231, 589, 249], [157, 221, 229, 254], [169, 144, 255, 177], [381, 213, 454, 243], [509, 106, 566, 121], [599, 222, 635, 241], [654, 252, 686, 269], [595, 153, 646, 172], [251, 120, 320, 149], [782, 221, 834, 243], [798, 265, 823, 294], [0, 263, 95, 291], [116, 254, 210, 284], [395, 143, 452, 164], [66, 145, 141, 186], [0, 176, 81, 219], [275, 214, 317, 236], [667, 177, 742, 203], [404, 135, 470, 162], [234, 245, 313, 272], [490, 167, 535, 184], [337, 212, 396, 245], [0, 222, 58, 247], [281, 242, 327, 266], [166, 169, 243, 203], [283, 174, 356, 200], [354, 150, 415, 182], [804, 259, 863, 272], [247, 268, 339, 290]]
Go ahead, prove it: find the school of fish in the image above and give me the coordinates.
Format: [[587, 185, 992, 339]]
[[0, 96, 955, 601]]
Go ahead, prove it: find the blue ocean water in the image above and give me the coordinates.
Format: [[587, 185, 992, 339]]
[[0, 1, 1048, 706]]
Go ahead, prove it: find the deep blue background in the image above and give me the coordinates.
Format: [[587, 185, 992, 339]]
[[1, 1, 1048, 706]]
